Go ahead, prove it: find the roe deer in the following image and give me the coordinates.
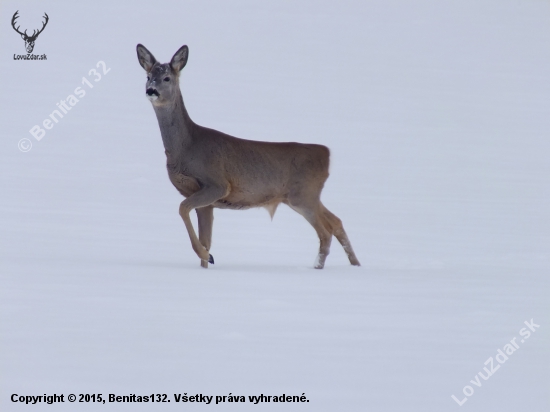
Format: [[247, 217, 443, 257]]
[[136, 44, 360, 269]]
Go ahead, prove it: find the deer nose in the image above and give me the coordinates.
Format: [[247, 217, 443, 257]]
[[146, 88, 160, 101]]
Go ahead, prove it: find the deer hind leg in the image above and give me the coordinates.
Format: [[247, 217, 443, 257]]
[[196, 206, 214, 268], [320, 204, 361, 266], [179, 186, 226, 268], [286, 199, 332, 269]]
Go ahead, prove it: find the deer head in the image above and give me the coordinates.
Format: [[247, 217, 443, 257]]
[[12, 11, 49, 54], [136, 44, 189, 107]]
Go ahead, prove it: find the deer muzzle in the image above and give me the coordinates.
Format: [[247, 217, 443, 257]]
[[146, 88, 159, 101]]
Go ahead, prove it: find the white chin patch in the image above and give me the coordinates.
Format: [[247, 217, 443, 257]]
[[147, 95, 158, 101]]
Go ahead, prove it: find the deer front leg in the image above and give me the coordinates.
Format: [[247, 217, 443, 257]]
[[179, 186, 226, 268], [196, 206, 214, 268]]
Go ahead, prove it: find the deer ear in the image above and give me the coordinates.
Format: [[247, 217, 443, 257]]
[[170, 45, 188, 72], [136, 44, 157, 72]]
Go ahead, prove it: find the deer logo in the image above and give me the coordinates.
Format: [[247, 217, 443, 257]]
[[11, 11, 49, 54]]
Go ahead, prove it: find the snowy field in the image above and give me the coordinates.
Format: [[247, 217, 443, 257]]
[[1, 0, 549, 410]]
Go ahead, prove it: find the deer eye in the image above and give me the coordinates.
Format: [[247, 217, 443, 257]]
[[164, 77, 170, 82], [147, 76, 150, 81]]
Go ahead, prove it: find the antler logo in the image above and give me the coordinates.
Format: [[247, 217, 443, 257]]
[[11, 11, 49, 54]]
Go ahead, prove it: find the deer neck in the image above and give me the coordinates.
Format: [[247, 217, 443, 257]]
[[152, 91, 194, 167]]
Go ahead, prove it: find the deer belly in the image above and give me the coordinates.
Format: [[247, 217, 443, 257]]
[[214, 190, 281, 211]]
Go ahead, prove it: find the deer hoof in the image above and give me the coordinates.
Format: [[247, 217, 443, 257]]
[[313, 254, 326, 269], [208, 254, 214, 264]]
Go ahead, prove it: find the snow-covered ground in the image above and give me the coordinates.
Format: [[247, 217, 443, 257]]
[[1, 0, 549, 410]]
